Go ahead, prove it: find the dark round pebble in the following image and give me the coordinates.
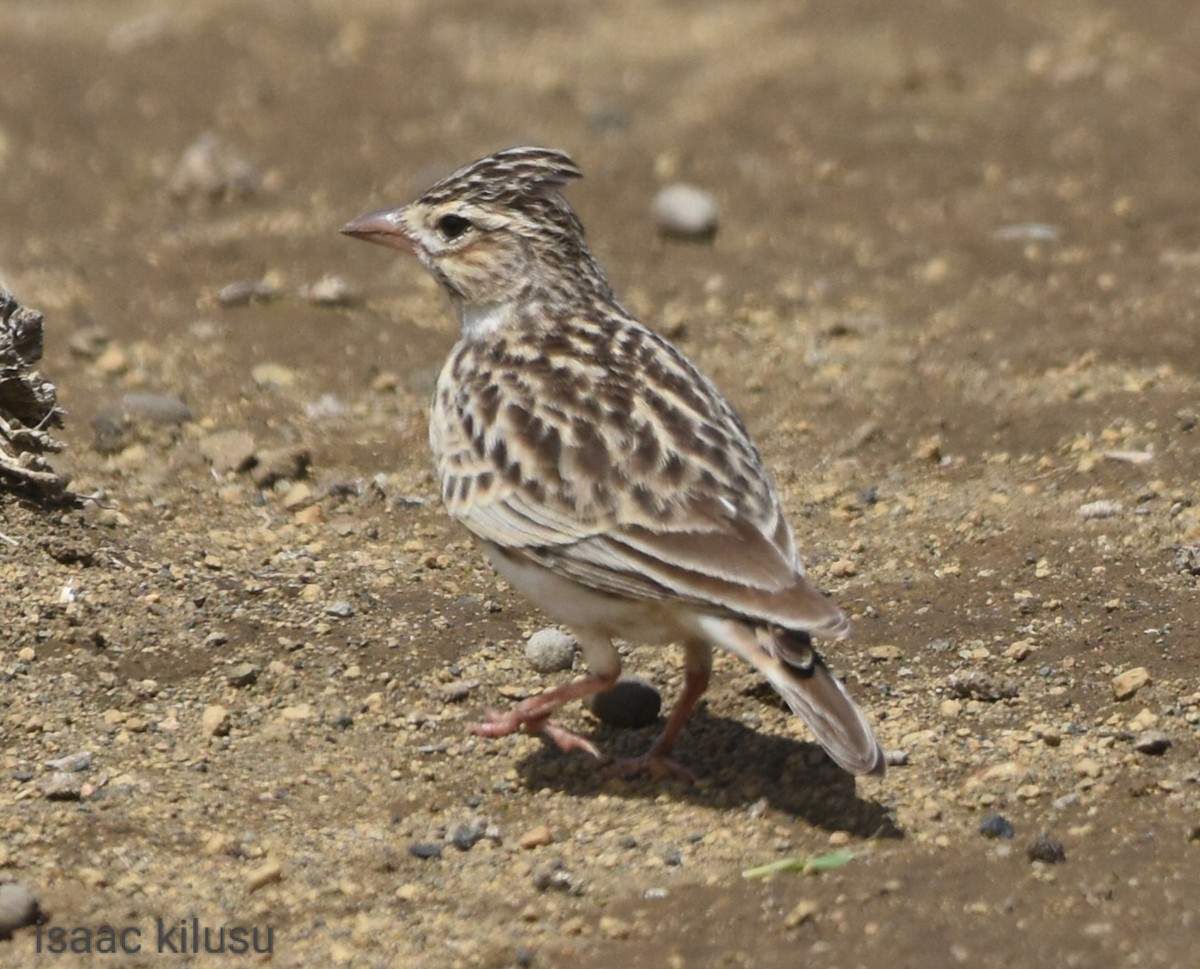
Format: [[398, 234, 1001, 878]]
[[409, 842, 443, 861], [663, 847, 683, 867], [1027, 833, 1066, 864], [980, 813, 1016, 840], [589, 677, 662, 729]]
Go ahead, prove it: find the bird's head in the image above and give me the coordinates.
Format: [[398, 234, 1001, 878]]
[[342, 147, 613, 316]]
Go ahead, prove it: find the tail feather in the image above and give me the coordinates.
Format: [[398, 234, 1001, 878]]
[[756, 627, 886, 777], [691, 615, 886, 776]]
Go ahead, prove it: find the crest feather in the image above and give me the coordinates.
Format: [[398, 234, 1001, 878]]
[[422, 147, 583, 206]]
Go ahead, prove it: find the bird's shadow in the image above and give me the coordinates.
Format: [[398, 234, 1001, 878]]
[[509, 703, 903, 841]]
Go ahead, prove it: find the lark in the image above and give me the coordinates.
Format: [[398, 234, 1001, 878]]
[[342, 147, 885, 778]]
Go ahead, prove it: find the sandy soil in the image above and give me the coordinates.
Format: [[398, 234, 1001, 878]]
[[1, 1, 1198, 966]]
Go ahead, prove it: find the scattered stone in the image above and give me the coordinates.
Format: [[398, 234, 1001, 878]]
[[251, 362, 297, 389], [299, 275, 359, 306], [980, 814, 1016, 839], [45, 751, 92, 773], [452, 818, 488, 852], [217, 279, 282, 307], [1174, 545, 1200, 576], [518, 825, 554, 849], [1027, 834, 1066, 864], [325, 600, 354, 618], [201, 704, 231, 737], [1005, 640, 1033, 661], [245, 860, 283, 892], [938, 698, 962, 719], [0, 882, 40, 940], [92, 393, 192, 451], [279, 704, 313, 721], [169, 131, 262, 201], [532, 861, 582, 894], [94, 344, 129, 376], [199, 429, 257, 474], [599, 915, 633, 940], [589, 677, 662, 729], [39, 772, 84, 801], [1133, 731, 1172, 756], [652, 184, 719, 239], [1112, 667, 1151, 701], [1078, 499, 1121, 520], [435, 680, 480, 703], [524, 627, 576, 673], [947, 671, 1019, 701], [783, 898, 820, 928], [884, 749, 910, 767], [250, 446, 310, 488], [1074, 757, 1103, 779], [992, 222, 1060, 242], [226, 663, 260, 688], [409, 842, 443, 861], [281, 481, 314, 510], [868, 644, 902, 662]]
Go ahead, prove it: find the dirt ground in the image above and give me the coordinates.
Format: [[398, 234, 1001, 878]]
[[2, 0, 1198, 966]]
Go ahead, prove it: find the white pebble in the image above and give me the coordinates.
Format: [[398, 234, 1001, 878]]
[[653, 184, 718, 239], [524, 628, 576, 673], [1078, 499, 1121, 520], [0, 882, 40, 939]]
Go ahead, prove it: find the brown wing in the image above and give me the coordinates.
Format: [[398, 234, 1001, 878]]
[[430, 316, 848, 636]]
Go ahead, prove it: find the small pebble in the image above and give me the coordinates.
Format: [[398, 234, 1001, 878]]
[[251, 362, 298, 388], [589, 677, 662, 729], [1112, 667, 1151, 701], [1078, 499, 1121, 520], [1027, 834, 1066, 864], [45, 751, 92, 773], [532, 861, 580, 894], [518, 825, 554, 849], [245, 860, 283, 892], [226, 663, 260, 688], [0, 882, 41, 940], [39, 772, 84, 801], [201, 704, 231, 737], [979, 814, 1016, 840], [199, 430, 257, 474], [524, 627, 576, 673], [1133, 731, 1172, 755], [452, 818, 487, 852], [409, 842, 443, 861], [217, 279, 281, 307], [325, 600, 354, 618], [652, 184, 719, 239], [251, 446, 311, 488], [783, 898, 820, 928], [169, 131, 261, 201], [299, 275, 359, 307]]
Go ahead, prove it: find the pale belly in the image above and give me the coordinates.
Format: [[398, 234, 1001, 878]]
[[478, 539, 691, 646]]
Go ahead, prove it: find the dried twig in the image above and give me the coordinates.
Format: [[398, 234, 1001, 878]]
[[0, 289, 70, 498]]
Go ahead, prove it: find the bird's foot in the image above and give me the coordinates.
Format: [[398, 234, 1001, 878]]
[[472, 709, 601, 758]]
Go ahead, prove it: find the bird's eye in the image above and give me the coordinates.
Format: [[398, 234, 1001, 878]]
[[436, 214, 472, 240]]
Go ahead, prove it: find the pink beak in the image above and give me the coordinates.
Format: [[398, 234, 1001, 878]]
[[340, 206, 415, 253]]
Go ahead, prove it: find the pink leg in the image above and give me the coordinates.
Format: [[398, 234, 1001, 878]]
[[606, 641, 712, 781], [472, 670, 619, 757]]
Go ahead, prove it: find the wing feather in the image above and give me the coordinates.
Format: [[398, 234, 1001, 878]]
[[431, 316, 847, 637]]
